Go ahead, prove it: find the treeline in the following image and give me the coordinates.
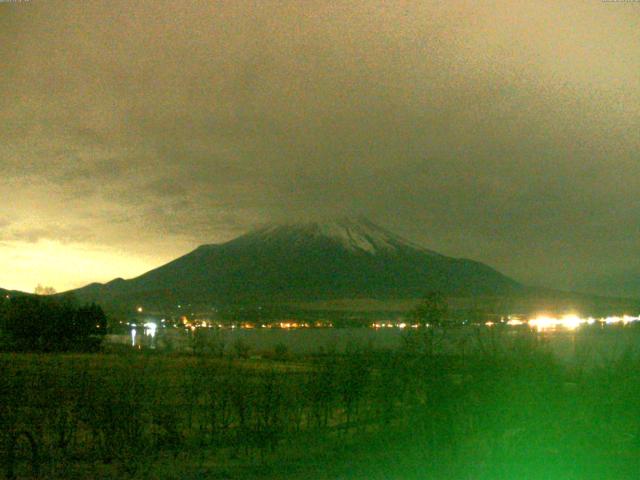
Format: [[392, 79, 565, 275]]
[[0, 295, 107, 352]]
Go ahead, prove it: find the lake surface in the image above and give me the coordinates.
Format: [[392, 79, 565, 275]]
[[109, 324, 640, 365]]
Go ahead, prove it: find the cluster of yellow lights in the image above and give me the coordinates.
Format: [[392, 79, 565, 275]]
[[129, 309, 639, 334], [171, 320, 327, 330], [487, 314, 640, 331], [372, 322, 421, 329], [276, 322, 311, 329]]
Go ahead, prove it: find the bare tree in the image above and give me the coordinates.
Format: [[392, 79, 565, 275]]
[[409, 292, 449, 356], [34, 284, 56, 296]]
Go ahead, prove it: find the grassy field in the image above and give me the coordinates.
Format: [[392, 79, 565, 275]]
[[2, 328, 640, 479]]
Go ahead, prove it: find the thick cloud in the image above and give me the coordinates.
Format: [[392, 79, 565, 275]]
[[1, 1, 639, 292]]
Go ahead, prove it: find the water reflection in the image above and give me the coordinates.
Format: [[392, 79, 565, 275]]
[[129, 322, 157, 348], [144, 321, 157, 338]]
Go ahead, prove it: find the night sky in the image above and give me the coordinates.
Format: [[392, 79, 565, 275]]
[[1, 1, 639, 294]]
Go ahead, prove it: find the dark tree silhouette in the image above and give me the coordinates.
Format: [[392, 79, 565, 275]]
[[0, 295, 107, 352], [409, 292, 449, 356], [410, 291, 448, 327]]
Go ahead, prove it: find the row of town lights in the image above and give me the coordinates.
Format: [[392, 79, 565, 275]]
[[134, 306, 639, 333]]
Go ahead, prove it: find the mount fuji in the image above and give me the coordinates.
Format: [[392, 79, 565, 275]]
[[70, 218, 521, 308]]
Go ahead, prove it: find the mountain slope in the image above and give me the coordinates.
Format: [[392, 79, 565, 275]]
[[0, 287, 29, 299], [70, 218, 522, 308]]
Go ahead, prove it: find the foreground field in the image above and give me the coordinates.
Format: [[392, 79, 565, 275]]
[[2, 329, 640, 479]]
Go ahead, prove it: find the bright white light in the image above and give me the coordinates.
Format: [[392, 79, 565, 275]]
[[561, 314, 582, 330], [525, 313, 640, 331], [622, 315, 637, 325], [144, 321, 157, 338], [131, 328, 137, 346], [529, 315, 559, 332]]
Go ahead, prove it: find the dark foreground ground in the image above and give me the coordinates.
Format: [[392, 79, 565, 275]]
[[2, 327, 640, 479]]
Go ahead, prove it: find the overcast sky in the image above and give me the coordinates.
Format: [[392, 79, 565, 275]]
[[1, 1, 639, 293]]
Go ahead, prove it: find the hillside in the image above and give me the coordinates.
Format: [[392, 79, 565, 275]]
[[69, 218, 521, 310]]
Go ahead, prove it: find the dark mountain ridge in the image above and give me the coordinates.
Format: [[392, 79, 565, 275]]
[[68, 218, 522, 309]]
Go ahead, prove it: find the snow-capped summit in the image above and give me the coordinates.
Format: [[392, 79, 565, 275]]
[[70, 217, 521, 307], [235, 217, 436, 255]]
